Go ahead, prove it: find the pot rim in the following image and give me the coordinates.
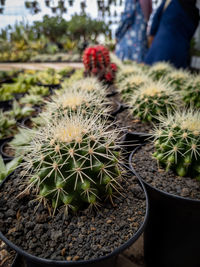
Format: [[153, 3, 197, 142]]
[[129, 144, 200, 204], [0, 167, 149, 266]]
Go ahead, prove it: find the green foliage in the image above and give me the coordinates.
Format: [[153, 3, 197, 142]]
[[35, 69, 61, 85], [67, 14, 110, 43], [153, 110, 200, 179], [0, 155, 22, 182], [7, 101, 34, 120], [21, 113, 122, 213], [0, 111, 16, 139], [19, 94, 44, 105], [129, 80, 179, 122], [28, 85, 50, 96], [10, 128, 35, 156]]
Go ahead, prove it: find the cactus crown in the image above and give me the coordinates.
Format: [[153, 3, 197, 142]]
[[116, 65, 142, 84], [119, 73, 151, 101], [148, 62, 174, 80], [83, 45, 116, 83], [45, 86, 109, 116], [129, 80, 179, 122], [71, 77, 105, 94], [153, 109, 200, 179], [182, 75, 200, 108], [166, 69, 191, 91], [20, 112, 123, 214]]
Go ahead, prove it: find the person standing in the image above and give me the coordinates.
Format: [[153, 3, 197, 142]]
[[115, 0, 152, 62], [144, 0, 199, 68]]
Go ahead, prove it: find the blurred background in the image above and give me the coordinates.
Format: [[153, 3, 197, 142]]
[[0, 0, 199, 66]]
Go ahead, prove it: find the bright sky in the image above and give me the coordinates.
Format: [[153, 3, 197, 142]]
[[0, 0, 124, 30]]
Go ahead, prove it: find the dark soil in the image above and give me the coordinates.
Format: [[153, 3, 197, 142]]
[[0, 168, 146, 262], [22, 118, 34, 129], [131, 143, 200, 200], [1, 143, 15, 158], [116, 109, 153, 134]]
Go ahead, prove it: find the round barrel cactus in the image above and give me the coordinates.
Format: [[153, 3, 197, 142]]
[[119, 73, 151, 101], [129, 80, 179, 122], [45, 86, 110, 117], [21, 113, 123, 213], [148, 62, 174, 80], [166, 69, 191, 91], [83, 45, 117, 83], [116, 65, 143, 85], [182, 75, 200, 108], [153, 110, 200, 179]]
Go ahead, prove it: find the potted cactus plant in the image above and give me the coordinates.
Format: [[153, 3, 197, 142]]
[[148, 62, 174, 81], [83, 45, 117, 86], [129, 109, 200, 267], [0, 111, 148, 267]]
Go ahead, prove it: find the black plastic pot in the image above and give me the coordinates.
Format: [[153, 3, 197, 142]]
[[129, 145, 200, 267], [121, 132, 152, 153], [0, 170, 149, 267], [106, 91, 118, 97], [0, 137, 14, 162], [110, 101, 129, 117], [0, 99, 13, 111]]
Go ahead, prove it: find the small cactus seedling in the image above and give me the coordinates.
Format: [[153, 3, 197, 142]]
[[166, 69, 191, 91], [83, 45, 117, 84], [21, 113, 123, 213], [153, 109, 200, 179], [182, 75, 200, 108], [116, 65, 143, 85], [119, 73, 151, 101], [129, 80, 179, 122], [148, 62, 174, 80]]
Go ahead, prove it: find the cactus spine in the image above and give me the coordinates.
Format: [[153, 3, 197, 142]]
[[21, 113, 122, 213], [153, 110, 200, 179], [129, 80, 179, 122], [182, 76, 200, 108], [148, 62, 174, 80], [119, 73, 151, 101]]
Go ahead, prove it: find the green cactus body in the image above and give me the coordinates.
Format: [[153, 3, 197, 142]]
[[153, 110, 200, 178], [21, 113, 122, 213], [119, 73, 151, 101], [166, 69, 191, 91], [182, 76, 200, 108], [46, 86, 110, 118], [129, 80, 179, 122], [116, 65, 143, 85], [148, 62, 174, 80]]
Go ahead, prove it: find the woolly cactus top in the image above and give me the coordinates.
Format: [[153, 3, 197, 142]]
[[153, 110, 200, 178], [118, 73, 151, 100], [45, 86, 109, 118], [72, 77, 104, 94], [20, 113, 123, 214], [116, 65, 142, 84], [182, 75, 200, 108], [148, 62, 174, 80]]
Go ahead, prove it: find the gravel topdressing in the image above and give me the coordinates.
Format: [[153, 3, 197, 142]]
[[116, 109, 153, 134], [131, 143, 200, 200], [0, 168, 146, 262]]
